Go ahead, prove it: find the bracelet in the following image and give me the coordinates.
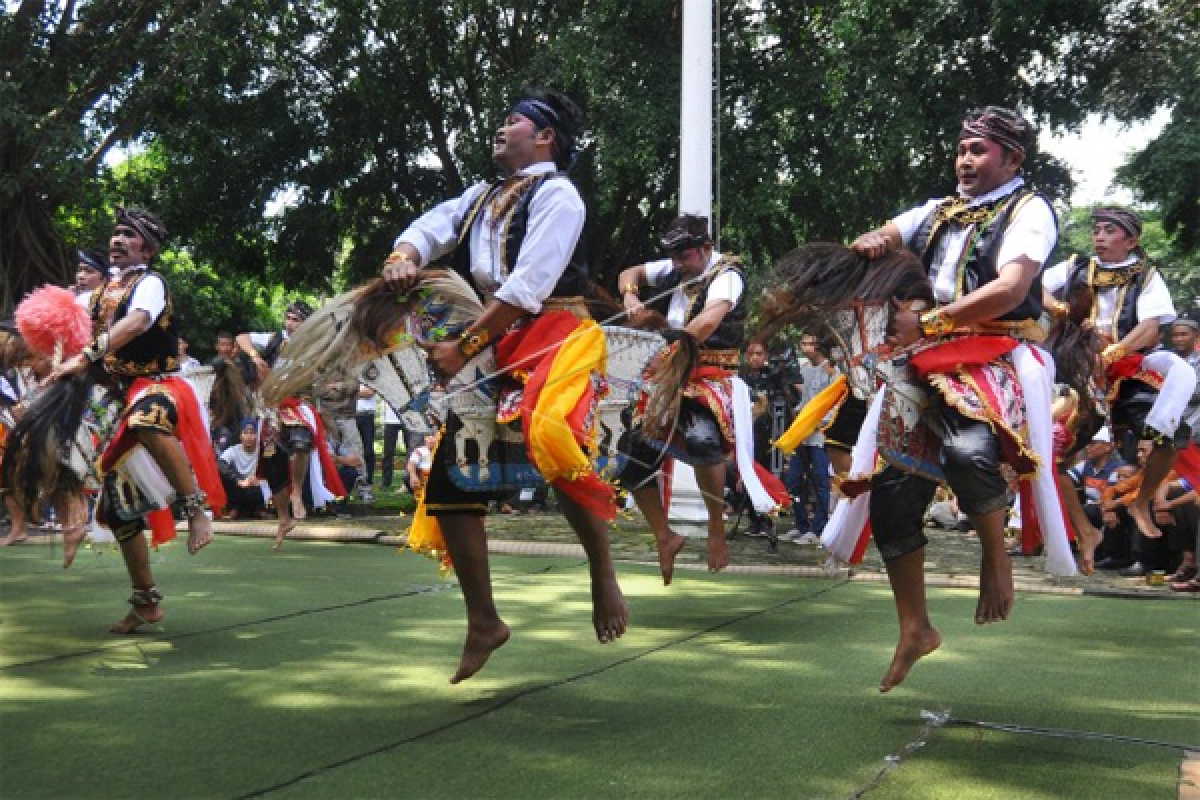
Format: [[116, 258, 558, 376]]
[[457, 329, 491, 359], [385, 250, 415, 265], [620, 284, 639, 295], [1102, 342, 1127, 364], [919, 308, 955, 337], [1047, 299, 1070, 319], [82, 332, 110, 363]]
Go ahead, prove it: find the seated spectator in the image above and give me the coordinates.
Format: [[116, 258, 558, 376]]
[[927, 486, 969, 531], [217, 420, 268, 519], [317, 414, 364, 515], [1157, 478, 1198, 586]]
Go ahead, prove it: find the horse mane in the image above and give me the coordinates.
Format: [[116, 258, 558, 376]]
[[756, 242, 934, 341], [261, 269, 483, 407]]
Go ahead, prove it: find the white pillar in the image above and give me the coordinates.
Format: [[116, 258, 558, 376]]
[[679, 0, 713, 223], [669, 0, 716, 534]]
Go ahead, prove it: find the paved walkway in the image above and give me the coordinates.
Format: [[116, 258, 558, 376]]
[[4, 506, 1195, 599]]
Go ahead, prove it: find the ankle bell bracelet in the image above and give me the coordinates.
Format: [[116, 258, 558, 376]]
[[176, 491, 209, 518]]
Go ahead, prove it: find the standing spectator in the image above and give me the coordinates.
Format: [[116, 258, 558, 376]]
[[355, 385, 378, 498], [734, 339, 785, 539], [211, 331, 257, 388], [218, 420, 268, 519], [783, 333, 835, 543], [379, 401, 405, 491]]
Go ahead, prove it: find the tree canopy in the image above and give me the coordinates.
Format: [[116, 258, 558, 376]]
[[3, 0, 1194, 345]]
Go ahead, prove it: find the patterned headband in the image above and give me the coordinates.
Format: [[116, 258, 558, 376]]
[[115, 207, 167, 248], [1092, 207, 1142, 238], [77, 249, 108, 273], [960, 112, 1027, 156]]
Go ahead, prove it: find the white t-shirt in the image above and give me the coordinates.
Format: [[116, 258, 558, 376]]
[[119, 266, 167, 321], [643, 251, 745, 330], [395, 161, 585, 314], [219, 444, 259, 479], [1042, 255, 1176, 333], [247, 331, 287, 351], [891, 177, 1058, 304]]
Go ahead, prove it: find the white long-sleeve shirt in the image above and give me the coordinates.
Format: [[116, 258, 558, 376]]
[[394, 161, 585, 314]]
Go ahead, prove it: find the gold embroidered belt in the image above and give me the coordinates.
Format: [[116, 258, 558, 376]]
[[952, 318, 1045, 343], [699, 348, 740, 368], [542, 295, 590, 320]]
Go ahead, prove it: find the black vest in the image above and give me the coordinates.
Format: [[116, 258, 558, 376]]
[[90, 269, 180, 379], [910, 187, 1054, 322], [653, 255, 747, 350], [1061, 254, 1158, 344], [449, 173, 589, 302], [258, 330, 287, 368]]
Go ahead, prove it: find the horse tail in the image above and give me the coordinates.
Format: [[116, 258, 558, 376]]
[[1, 374, 92, 518], [641, 329, 700, 440], [208, 357, 247, 429], [1045, 282, 1101, 399]]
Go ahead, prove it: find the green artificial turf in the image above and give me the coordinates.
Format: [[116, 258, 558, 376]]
[[0, 537, 1196, 799]]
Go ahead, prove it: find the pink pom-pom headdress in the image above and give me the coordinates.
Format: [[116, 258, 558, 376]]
[[16, 285, 93, 361]]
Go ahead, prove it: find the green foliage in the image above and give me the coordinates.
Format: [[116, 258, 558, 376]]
[[154, 251, 278, 360], [4, 0, 1193, 318]]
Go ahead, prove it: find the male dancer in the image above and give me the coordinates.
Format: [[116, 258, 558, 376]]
[[1043, 207, 1195, 541], [381, 87, 627, 683], [618, 215, 786, 583], [46, 208, 225, 633], [850, 106, 1066, 691]]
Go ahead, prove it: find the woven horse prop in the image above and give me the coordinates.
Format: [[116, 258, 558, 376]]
[[756, 242, 937, 565], [262, 270, 665, 493]]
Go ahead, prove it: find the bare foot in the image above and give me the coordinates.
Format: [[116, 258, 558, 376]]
[[880, 625, 942, 692], [273, 520, 297, 550], [655, 531, 686, 586], [1128, 501, 1163, 540], [1076, 523, 1103, 576], [187, 512, 213, 555], [109, 604, 164, 635], [707, 533, 729, 573], [591, 577, 629, 643], [290, 493, 307, 521], [61, 525, 88, 569], [0, 531, 29, 547], [450, 621, 511, 684], [975, 550, 1015, 624]]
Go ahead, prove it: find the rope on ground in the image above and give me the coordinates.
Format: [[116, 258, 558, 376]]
[[938, 713, 1199, 753], [847, 709, 951, 798], [235, 578, 854, 799], [848, 708, 1199, 798]]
